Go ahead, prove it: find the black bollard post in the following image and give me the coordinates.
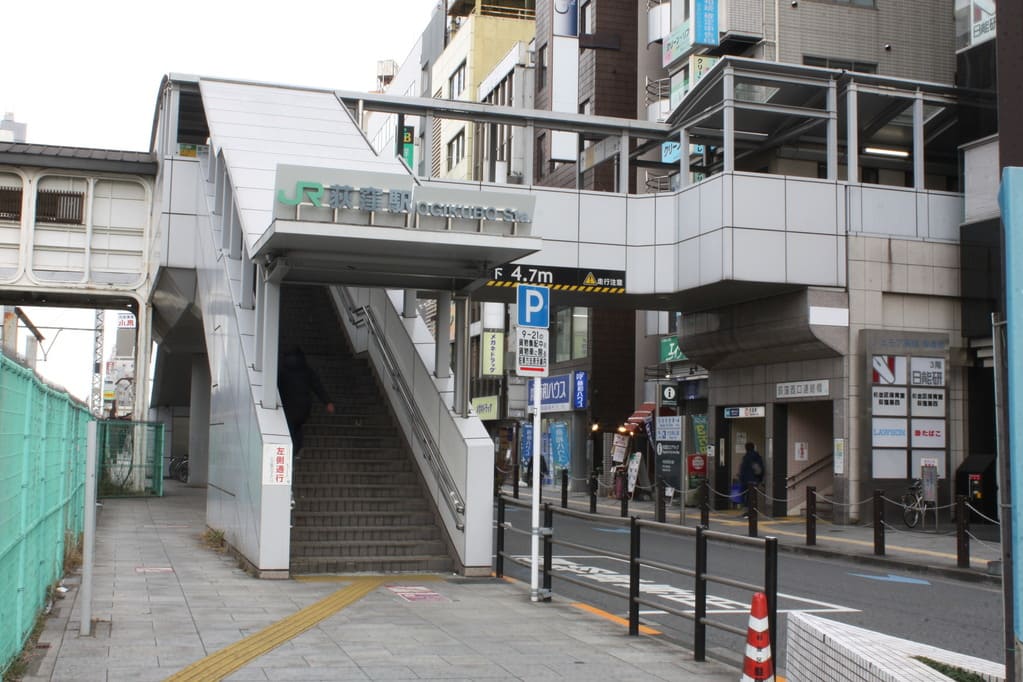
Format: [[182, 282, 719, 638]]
[[496, 496, 505, 577], [874, 489, 885, 555], [747, 483, 758, 537], [589, 471, 598, 514], [655, 479, 666, 523], [806, 485, 817, 546], [956, 495, 970, 569], [700, 478, 710, 527], [513, 463, 520, 499], [621, 487, 629, 518], [561, 468, 569, 508], [542, 503, 553, 599]]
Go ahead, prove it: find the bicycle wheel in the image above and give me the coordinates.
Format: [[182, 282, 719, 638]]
[[901, 494, 921, 528]]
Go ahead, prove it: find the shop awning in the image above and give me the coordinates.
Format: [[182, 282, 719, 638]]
[[623, 402, 656, 434]]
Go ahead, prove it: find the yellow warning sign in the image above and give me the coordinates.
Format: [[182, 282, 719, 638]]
[[582, 273, 597, 285]]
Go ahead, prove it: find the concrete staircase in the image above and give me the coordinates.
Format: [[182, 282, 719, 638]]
[[281, 285, 453, 574]]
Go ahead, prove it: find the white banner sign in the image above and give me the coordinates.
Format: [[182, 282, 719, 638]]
[[656, 415, 682, 442], [910, 357, 945, 387], [263, 444, 292, 485], [872, 418, 908, 447], [911, 388, 945, 418], [776, 379, 830, 400], [911, 418, 946, 448], [871, 387, 908, 416]]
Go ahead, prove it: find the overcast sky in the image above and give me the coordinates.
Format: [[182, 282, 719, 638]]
[[2, 0, 439, 151], [4, 0, 440, 401]]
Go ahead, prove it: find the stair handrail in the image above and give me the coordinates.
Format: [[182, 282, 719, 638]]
[[339, 291, 466, 530], [785, 453, 834, 490]]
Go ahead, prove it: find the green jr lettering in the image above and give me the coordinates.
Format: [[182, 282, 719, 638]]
[[277, 181, 324, 207]]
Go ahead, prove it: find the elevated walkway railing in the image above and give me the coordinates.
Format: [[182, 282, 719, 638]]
[[334, 286, 466, 531]]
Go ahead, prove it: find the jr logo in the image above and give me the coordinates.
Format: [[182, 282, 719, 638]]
[[277, 181, 324, 207]]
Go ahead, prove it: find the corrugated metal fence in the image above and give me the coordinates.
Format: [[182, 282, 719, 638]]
[[0, 353, 90, 676]]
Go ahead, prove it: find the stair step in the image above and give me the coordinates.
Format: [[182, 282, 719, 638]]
[[293, 472, 418, 485], [293, 484, 424, 498], [291, 525, 442, 542], [292, 511, 439, 526], [289, 555, 453, 574], [291, 539, 447, 557], [295, 498, 432, 513]]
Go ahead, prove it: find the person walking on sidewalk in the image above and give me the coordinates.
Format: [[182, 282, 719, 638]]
[[739, 441, 765, 517], [277, 345, 334, 457]]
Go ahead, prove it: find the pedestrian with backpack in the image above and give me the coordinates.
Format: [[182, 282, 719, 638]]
[[739, 441, 765, 517]]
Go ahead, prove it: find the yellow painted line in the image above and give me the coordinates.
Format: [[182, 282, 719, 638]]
[[571, 602, 661, 635], [164, 576, 387, 682]]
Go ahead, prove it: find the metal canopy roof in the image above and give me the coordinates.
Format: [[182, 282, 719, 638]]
[[667, 57, 992, 175], [252, 219, 542, 292]]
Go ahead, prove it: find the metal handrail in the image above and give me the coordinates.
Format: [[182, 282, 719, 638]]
[[338, 290, 465, 530]]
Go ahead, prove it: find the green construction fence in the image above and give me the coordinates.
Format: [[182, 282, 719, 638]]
[[0, 353, 91, 677]]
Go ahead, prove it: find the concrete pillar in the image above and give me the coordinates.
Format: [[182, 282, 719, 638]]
[[619, 131, 629, 192], [188, 354, 211, 487], [847, 82, 859, 183], [723, 67, 735, 174], [435, 292, 452, 379], [827, 80, 838, 180], [524, 122, 535, 186], [913, 91, 925, 190], [679, 128, 691, 188], [261, 280, 280, 409], [403, 290, 418, 318], [453, 295, 470, 417]]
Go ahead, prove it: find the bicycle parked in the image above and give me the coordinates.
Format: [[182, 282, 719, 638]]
[[169, 454, 189, 483], [901, 478, 926, 528]]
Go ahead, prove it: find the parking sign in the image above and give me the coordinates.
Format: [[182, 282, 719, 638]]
[[517, 284, 550, 328]]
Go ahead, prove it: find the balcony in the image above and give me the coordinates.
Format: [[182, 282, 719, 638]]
[[647, 0, 671, 45]]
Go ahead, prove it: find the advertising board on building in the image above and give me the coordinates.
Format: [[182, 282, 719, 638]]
[[526, 371, 588, 412]]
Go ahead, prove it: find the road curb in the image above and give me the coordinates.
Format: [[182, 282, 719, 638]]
[[775, 542, 1003, 585]]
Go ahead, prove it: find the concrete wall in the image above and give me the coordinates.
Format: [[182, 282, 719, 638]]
[[786, 611, 1004, 681]]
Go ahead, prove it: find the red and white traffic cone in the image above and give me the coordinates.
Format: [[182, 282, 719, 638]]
[[741, 591, 774, 682]]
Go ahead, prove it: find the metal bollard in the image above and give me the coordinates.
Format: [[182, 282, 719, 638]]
[[628, 516, 640, 636], [496, 496, 506, 577], [655, 479, 666, 523], [956, 495, 970, 569], [873, 489, 885, 555], [542, 503, 553, 599], [747, 483, 758, 537], [589, 471, 598, 514], [513, 463, 520, 499], [621, 487, 629, 518], [694, 526, 708, 661], [806, 485, 817, 546], [561, 469, 569, 508], [700, 478, 710, 527]]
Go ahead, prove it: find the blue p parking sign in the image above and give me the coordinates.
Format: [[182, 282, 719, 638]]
[[517, 284, 550, 328]]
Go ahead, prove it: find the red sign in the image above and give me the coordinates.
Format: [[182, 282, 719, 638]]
[[687, 454, 706, 475]]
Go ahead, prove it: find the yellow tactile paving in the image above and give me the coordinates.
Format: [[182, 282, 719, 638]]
[[163, 576, 389, 682]]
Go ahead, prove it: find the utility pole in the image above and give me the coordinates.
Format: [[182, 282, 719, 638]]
[[91, 309, 104, 417]]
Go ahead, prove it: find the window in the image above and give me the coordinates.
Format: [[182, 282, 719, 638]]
[[535, 133, 546, 179], [36, 189, 84, 224], [553, 306, 589, 362], [580, 0, 593, 34], [448, 61, 467, 99], [803, 55, 877, 74], [446, 130, 466, 171], [0, 186, 22, 220], [536, 44, 548, 91]]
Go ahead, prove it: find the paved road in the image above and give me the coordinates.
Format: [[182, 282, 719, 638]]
[[497, 502, 1005, 674]]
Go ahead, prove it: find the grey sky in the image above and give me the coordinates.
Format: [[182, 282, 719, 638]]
[[2, 0, 437, 151]]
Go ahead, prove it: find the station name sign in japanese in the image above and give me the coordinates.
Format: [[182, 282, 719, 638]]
[[274, 164, 534, 225]]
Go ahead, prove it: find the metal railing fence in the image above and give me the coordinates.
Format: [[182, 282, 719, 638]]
[[95, 420, 164, 498], [0, 353, 90, 676], [495, 494, 778, 662]]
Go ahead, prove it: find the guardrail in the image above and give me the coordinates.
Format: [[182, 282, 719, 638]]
[[336, 289, 465, 529], [495, 494, 778, 662]]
